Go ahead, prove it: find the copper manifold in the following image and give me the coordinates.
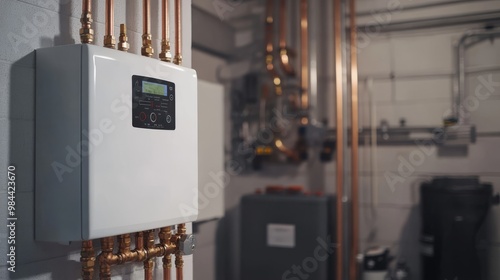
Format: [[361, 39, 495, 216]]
[[82, 225, 188, 280]]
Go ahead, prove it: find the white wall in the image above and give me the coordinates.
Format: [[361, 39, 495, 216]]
[[356, 23, 500, 279], [0, 0, 194, 279]]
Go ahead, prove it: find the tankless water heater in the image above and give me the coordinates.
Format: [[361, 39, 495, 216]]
[[35, 44, 198, 243]]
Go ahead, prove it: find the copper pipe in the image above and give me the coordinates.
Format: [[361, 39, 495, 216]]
[[279, 0, 286, 49], [141, 0, 154, 57], [300, 0, 309, 117], [80, 0, 94, 44], [173, 0, 182, 65], [81, 240, 95, 280], [104, 0, 116, 48], [278, 0, 295, 77], [349, 0, 360, 279], [265, 0, 274, 54], [134, 232, 147, 261], [98, 237, 117, 280], [160, 227, 173, 280], [160, 0, 172, 62], [118, 24, 130, 52], [334, 0, 344, 278], [117, 234, 133, 264], [264, 0, 282, 95], [175, 224, 186, 280], [144, 230, 156, 280]]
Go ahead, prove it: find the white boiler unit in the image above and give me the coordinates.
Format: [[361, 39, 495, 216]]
[[35, 44, 198, 243]]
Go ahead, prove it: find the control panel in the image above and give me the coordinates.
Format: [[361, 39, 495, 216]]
[[132, 75, 175, 130]]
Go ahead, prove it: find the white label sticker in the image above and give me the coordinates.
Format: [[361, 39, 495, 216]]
[[267, 224, 295, 248]]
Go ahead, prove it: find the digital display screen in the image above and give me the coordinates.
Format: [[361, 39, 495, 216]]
[[142, 81, 168, 96]]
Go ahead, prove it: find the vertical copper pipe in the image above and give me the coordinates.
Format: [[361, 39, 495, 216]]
[[173, 0, 182, 65], [334, 0, 344, 278], [279, 0, 286, 49], [264, 0, 282, 95], [99, 237, 115, 280], [81, 240, 95, 280], [265, 0, 274, 54], [300, 0, 309, 122], [141, 0, 154, 57], [80, 0, 94, 44], [144, 230, 155, 280], [175, 224, 186, 280], [160, 0, 172, 62], [104, 0, 116, 48], [143, 0, 151, 34], [160, 227, 173, 280], [349, 0, 359, 278], [278, 0, 294, 77]]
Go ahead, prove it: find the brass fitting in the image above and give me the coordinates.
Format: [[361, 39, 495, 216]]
[[173, 54, 182, 66], [160, 40, 172, 62], [135, 232, 147, 261], [144, 230, 156, 280], [81, 240, 95, 280], [141, 34, 154, 57], [175, 224, 187, 280], [160, 227, 173, 280], [118, 24, 130, 52], [80, 11, 94, 44], [99, 237, 117, 280], [104, 35, 116, 49], [116, 234, 134, 264]]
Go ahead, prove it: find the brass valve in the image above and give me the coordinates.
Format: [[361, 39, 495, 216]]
[[118, 24, 130, 52], [80, 11, 94, 44], [141, 34, 154, 57]]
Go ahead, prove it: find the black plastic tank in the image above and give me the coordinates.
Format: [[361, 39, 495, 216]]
[[420, 177, 493, 280], [241, 187, 334, 280]]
